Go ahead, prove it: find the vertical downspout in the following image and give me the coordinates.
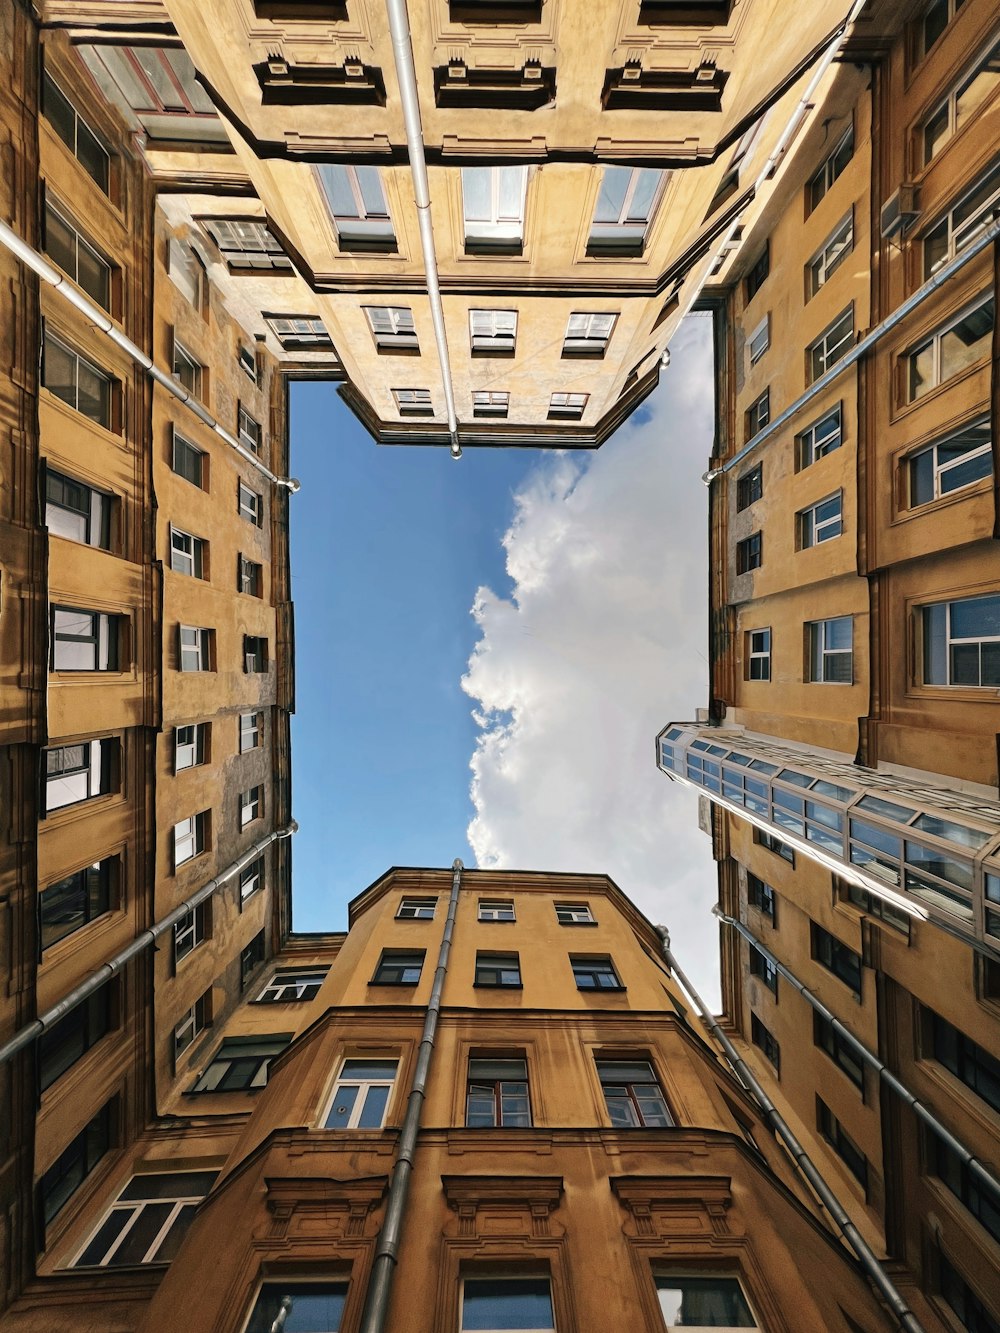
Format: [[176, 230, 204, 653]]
[[655, 925, 926, 1333], [359, 859, 463, 1333]]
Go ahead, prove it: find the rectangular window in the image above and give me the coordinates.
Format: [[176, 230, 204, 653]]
[[257, 967, 328, 1003], [749, 944, 778, 993], [656, 1275, 759, 1330], [746, 628, 771, 681], [173, 991, 211, 1062], [241, 931, 266, 988], [461, 1277, 554, 1332], [562, 312, 617, 357], [40, 858, 115, 950], [751, 1013, 780, 1070], [469, 308, 518, 354], [44, 739, 114, 812], [239, 856, 264, 904], [74, 1170, 217, 1267], [51, 608, 120, 672], [808, 213, 854, 296], [745, 243, 770, 301], [921, 35, 1000, 165], [393, 388, 433, 417], [172, 340, 203, 398], [173, 812, 207, 869], [747, 873, 775, 919], [475, 951, 522, 987], [841, 881, 911, 935], [736, 533, 762, 574], [179, 625, 212, 672], [808, 306, 854, 382], [324, 1058, 397, 1129], [266, 315, 332, 349], [203, 218, 292, 271], [166, 237, 204, 308], [42, 72, 110, 192], [907, 295, 994, 400], [462, 166, 528, 254], [246, 1283, 347, 1333], [238, 481, 263, 525], [42, 330, 113, 429], [808, 126, 854, 211], [924, 158, 1000, 277], [931, 1011, 1000, 1113], [908, 416, 991, 505], [472, 391, 510, 419], [479, 900, 515, 922], [555, 902, 594, 924], [745, 388, 770, 438], [193, 1037, 287, 1093], [799, 492, 843, 548], [757, 829, 794, 863], [397, 897, 437, 919], [40, 1101, 113, 1229], [807, 616, 853, 683], [588, 165, 665, 255], [797, 404, 842, 468], [169, 526, 205, 578], [938, 1250, 1000, 1333], [238, 345, 257, 382], [40, 987, 111, 1091], [934, 1136, 1000, 1244], [237, 405, 261, 455], [240, 786, 263, 828], [240, 712, 262, 752], [364, 306, 418, 350], [44, 201, 112, 310], [812, 923, 862, 993], [172, 433, 206, 488], [316, 165, 396, 251], [548, 392, 588, 420], [571, 955, 623, 990], [173, 903, 207, 965], [466, 1056, 532, 1127], [45, 469, 112, 549], [817, 1098, 868, 1191], [814, 1012, 865, 1091], [372, 950, 425, 985], [921, 594, 1000, 687], [597, 1059, 672, 1127], [244, 635, 268, 673], [736, 464, 762, 511], [238, 555, 263, 597], [917, 0, 965, 61], [86, 43, 217, 138], [748, 315, 770, 365]]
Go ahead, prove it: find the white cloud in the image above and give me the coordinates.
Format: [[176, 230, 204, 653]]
[[462, 315, 722, 1006]]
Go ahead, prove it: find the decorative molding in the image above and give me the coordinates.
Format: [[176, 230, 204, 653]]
[[611, 1174, 733, 1238], [263, 1174, 386, 1240], [442, 1175, 564, 1240]]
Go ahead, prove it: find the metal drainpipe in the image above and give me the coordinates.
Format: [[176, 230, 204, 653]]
[[655, 924, 926, 1333], [0, 218, 300, 492], [384, 0, 462, 459], [359, 858, 463, 1333], [0, 821, 298, 1067], [714, 907, 1000, 1209]]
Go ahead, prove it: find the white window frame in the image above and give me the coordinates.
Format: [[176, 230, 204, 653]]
[[244, 636, 267, 673], [322, 1058, 398, 1130], [548, 392, 588, 419], [916, 0, 965, 61], [239, 554, 262, 596], [469, 309, 518, 353], [170, 526, 204, 578], [921, 594, 1000, 687], [797, 404, 842, 468], [179, 625, 211, 672], [257, 968, 328, 1003], [204, 218, 291, 271], [44, 200, 112, 310], [173, 813, 206, 868], [174, 993, 209, 1061], [317, 165, 395, 249], [588, 165, 666, 253], [905, 294, 994, 401], [73, 1172, 216, 1268], [472, 391, 509, 418], [238, 481, 262, 525], [267, 315, 331, 348], [555, 902, 594, 924], [237, 404, 261, 455], [807, 126, 854, 210], [799, 491, 844, 548], [43, 328, 113, 428], [563, 311, 617, 355], [45, 740, 110, 812], [172, 431, 204, 487], [166, 236, 204, 307], [807, 616, 853, 684], [747, 628, 771, 681], [397, 897, 437, 919], [173, 904, 206, 963], [393, 388, 433, 415], [172, 338, 203, 397], [459, 1275, 555, 1333], [364, 306, 417, 349], [52, 607, 119, 671], [654, 1273, 760, 1331], [808, 212, 854, 296], [907, 415, 992, 506], [239, 856, 264, 903], [808, 306, 854, 382], [920, 34, 1000, 165], [746, 388, 770, 437], [461, 166, 528, 250], [193, 1037, 287, 1093], [240, 786, 262, 828], [238, 345, 257, 383], [478, 900, 515, 922], [747, 314, 770, 365], [174, 722, 207, 772], [239, 711, 261, 752], [43, 72, 111, 192], [923, 158, 1000, 277]]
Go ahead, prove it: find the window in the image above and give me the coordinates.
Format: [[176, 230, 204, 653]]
[[40, 1102, 113, 1229], [237, 405, 261, 455], [239, 857, 264, 904], [588, 166, 665, 256], [397, 897, 437, 919], [364, 308, 420, 357], [807, 616, 853, 683], [203, 218, 292, 271], [42, 330, 113, 428], [749, 945, 777, 994], [238, 345, 257, 382], [921, 35, 1000, 165], [40, 987, 111, 1091], [812, 923, 862, 993], [808, 213, 854, 297], [240, 786, 262, 828], [479, 900, 515, 922], [562, 312, 617, 357], [173, 904, 207, 964], [475, 951, 522, 987], [938, 1250, 1000, 1333], [238, 555, 263, 597], [246, 1283, 348, 1333], [372, 950, 424, 985], [462, 166, 528, 254], [240, 712, 262, 752], [466, 1056, 531, 1127], [317, 165, 396, 251], [42, 72, 110, 192], [757, 829, 794, 863], [74, 1169, 216, 1266], [193, 1036, 287, 1093], [571, 955, 623, 990], [917, 0, 966, 61], [323, 1057, 397, 1129], [172, 433, 205, 488], [921, 594, 1000, 686], [166, 237, 204, 308], [933, 1136, 1000, 1244], [173, 992, 211, 1062], [747, 873, 775, 919], [548, 392, 588, 420], [266, 315, 332, 349], [170, 527, 205, 577], [173, 812, 207, 869], [244, 635, 268, 673], [808, 126, 854, 211], [814, 1013, 864, 1091], [393, 388, 433, 417], [841, 882, 911, 934], [241, 931, 266, 988], [257, 967, 328, 1003], [906, 296, 994, 400], [44, 740, 114, 812], [44, 469, 112, 551], [817, 1098, 868, 1191], [909, 416, 991, 505], [40, 858, 115, 950], [179, 625, 212, 672], [597, 1059, 672, 1126], [44, 201, 111, 310], [736, 533, 762, 574], [469, 309, 518, 355], [555, 902, 594, 924], [736, 464, 762, 511], [746, 629, 771, 681], [751, 1014, 780, 1070], [473, 391, 510, 419], [930, 1011, 1000, 1113], [460, 1277, 554, 1332], [745, 388, 769, 438], [86, 44, 218, 141], [799, 492, 843, 548], [747, 315, 770, 365], [655, 1275, 759, 1330], [797, 404, 842, 468], [238, 482, 263, 525], [745, 243, 769, 301], [172, 339, 203, 398], [51, 608, 120, 671], [924, 159, 1000, 277], [808, 306, 854, 382]]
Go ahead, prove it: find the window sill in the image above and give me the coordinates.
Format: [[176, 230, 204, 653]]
[[557, 920, 599, 927], [576, 985, 626, 994], [473, 982, 523, 990], [368, 979, 420, 987], [891, 477, 992, 525]]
